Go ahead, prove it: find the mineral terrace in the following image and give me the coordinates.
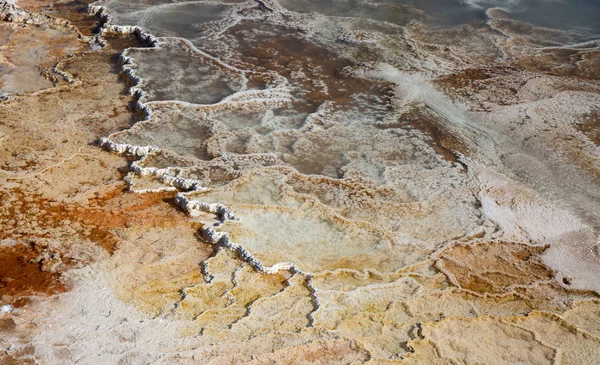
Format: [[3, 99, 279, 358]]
[[1, 0, 600, 364]]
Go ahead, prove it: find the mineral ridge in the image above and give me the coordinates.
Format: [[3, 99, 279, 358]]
[[1, 0, 600, 364]]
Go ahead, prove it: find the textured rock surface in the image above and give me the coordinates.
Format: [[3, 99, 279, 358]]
[[1, 0, 600, 364]]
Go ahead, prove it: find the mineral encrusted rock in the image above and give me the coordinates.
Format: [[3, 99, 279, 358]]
[[1, 0, 600, 364]]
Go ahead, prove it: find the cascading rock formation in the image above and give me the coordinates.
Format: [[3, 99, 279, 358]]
[[1, 0, 600, 364]]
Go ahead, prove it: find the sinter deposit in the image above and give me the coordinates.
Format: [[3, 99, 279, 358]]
[[1, 0, 600, 363]]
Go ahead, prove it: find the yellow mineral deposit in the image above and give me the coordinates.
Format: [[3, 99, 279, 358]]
[[1, 0, 600, 364]]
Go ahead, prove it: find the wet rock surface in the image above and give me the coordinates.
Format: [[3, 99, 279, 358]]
[[1, 0, 600, 364]]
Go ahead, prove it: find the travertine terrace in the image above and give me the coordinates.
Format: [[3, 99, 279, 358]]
[[1, 0, 600, 364]]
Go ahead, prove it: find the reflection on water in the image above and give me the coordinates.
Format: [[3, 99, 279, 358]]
[[277, 0, 600, 33], [476, 0, 600, 33], [276, 0, 487, 25]]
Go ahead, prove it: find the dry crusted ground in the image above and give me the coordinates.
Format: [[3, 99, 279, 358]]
[[0, 1, 600, 365], [0, 2, 202, 362]]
